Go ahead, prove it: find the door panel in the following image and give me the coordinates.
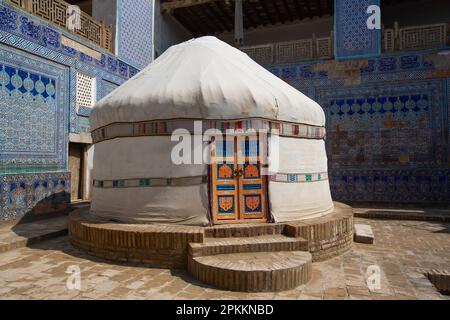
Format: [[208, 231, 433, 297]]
[[211, 135, 267, 224], [69, 143, 83, 201], [238, 137, 267, 220], [212, 137, 239, 223]]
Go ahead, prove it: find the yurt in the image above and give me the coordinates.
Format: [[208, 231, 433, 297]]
[[89, 36, 334, 226]]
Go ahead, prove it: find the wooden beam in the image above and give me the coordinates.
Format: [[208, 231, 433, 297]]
[[242, 1, 259, 29], [271, 0, 285, 23], [304, 0, 313, 17], [173, 10, 200, 36], [214, 0, 234, 30], [197, 5, 221, 33], [281, 0, 294, 22], [206, 2, 231, 32], [161, 0, 215, 14], [260, 0, 276, 25], [292, 0, 305, 20], [191, 5, 217, 34], [249, 0, 268, 27], [317, 0, 324, 16], [184, 6, 211, 35]]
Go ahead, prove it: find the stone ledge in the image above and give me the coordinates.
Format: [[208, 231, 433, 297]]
[[425, 269, 450, 294], [354, 209, 450, 223], [354, 224, 375, 244]]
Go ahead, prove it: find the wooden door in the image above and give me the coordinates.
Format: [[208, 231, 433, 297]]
[[211, 135, 267, 224], [68, 143, 83, 201], [237, 136, 267, 220]]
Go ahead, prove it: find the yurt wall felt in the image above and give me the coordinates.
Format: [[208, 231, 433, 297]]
[[91, 136, 210, 225], [91, 135, 333, 225], [269, 137, 334, 222]]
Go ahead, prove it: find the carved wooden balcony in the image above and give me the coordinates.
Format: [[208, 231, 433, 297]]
[[8, 0, 113, 52]]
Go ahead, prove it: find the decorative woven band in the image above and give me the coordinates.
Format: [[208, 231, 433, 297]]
[[93, 172, 328, 189], [270, 172, 328, 183], [93, 175, 208, 189], [91, 118, 326, 143]]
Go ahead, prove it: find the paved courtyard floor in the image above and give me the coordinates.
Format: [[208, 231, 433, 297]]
[[0, 217, 449, 300]]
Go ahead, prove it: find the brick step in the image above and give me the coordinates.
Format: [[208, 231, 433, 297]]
[[188, 251, 312, 292], [189, 235, 308, 257], [204, 223, 285, 238]]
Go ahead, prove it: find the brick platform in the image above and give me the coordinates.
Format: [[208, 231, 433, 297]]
[[68, 202, 354, 291], [68, 210, 204, 268], [285, 203, 354, 262]]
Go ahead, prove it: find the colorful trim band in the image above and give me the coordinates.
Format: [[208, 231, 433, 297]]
[[270, 172, 328, 183], [93, 175, 207, 189], [91, 119, 326, 143]]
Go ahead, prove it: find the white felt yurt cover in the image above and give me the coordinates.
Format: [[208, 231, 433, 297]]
[[90, 36, 333, 225], [91, 36, 325, 130]]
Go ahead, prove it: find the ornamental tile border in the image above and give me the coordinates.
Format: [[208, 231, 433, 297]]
[[92, 172, 329, 189], [91, 119, 326, 143]]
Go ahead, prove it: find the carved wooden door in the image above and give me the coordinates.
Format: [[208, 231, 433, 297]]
[[211, 135, 267, 224]]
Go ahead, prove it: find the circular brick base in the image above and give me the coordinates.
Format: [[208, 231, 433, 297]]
[[284, 202, 354, 262], [68, 209, 204, 268], [189, 251, 312, 292], [69, 202, 354, 270]]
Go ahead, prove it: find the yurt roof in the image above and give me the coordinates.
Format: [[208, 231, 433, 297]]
[[90, 36, 325, 131]]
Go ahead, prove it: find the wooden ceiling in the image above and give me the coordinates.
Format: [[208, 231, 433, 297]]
[[160, 0, 428, 36], [66, 0, 93, 15]]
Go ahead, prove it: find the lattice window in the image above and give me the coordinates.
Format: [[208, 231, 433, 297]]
[[241, 45, 274, 65], [9, 0, 23, 6], [383, 29, 395, 52], [316, 37, 332, 59], [76, 72, 96, 109], [400, 24, 447, 51], [276, 39, 313, 63]]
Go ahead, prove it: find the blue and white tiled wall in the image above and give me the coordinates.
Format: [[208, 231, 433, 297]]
[[268, 50, 450, 204], [116, 0, 154, 69], [0, 0, 142, 220]]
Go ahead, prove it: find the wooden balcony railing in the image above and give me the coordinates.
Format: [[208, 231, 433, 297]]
[[8, 0, 113, 52], [241, 32, 334, 65], [241, 22, 449, 65]]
